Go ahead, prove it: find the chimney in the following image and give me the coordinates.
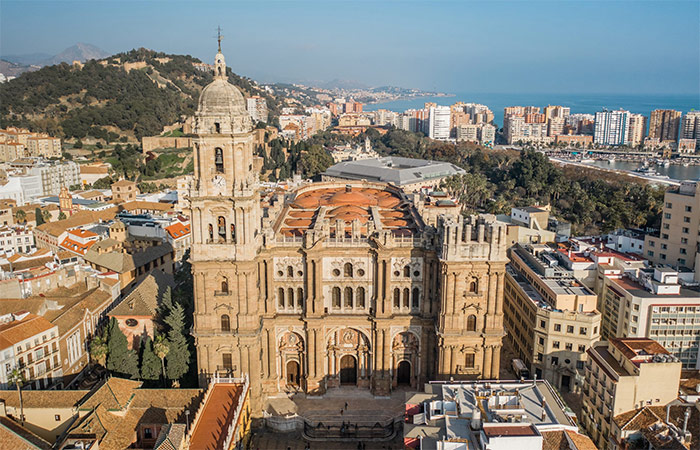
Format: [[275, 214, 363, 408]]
[[541, 397, 547, 421], [682, 408, 690, 434]]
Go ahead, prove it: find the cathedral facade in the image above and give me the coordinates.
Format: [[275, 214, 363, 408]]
[[189, 48, 508, 414]]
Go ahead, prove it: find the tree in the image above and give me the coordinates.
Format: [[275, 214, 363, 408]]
[[298, 145, 334, 179], [89, 334, 108, 366], [15, 209, 26, 224], [153, 334, 170, 386], [8, 368, 25, 425], [41, 209, 51, 224], [34, 208, 44, 225], [74, 139, 83, 149], [139, 337, 161, 381], [58, 211, 67, 220], [164, 302, 189, 383], [105, 318, 139, 379]]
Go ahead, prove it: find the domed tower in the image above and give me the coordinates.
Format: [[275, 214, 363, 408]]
[[189, 43, 261, 261]]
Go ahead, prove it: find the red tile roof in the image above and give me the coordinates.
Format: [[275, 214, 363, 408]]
[[165, 222, 190, 240]]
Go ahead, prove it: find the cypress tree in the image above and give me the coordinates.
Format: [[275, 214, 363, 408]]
[[156, 287, 174, 330], [164, 302, 190, 382], [105, 318, 139, 379], [35, 208, 44, 225], [139, 337, 161, 381]]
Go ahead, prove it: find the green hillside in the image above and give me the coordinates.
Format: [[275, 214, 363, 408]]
[[0, 48, 280, 140]]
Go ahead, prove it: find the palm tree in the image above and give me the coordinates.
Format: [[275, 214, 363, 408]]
[[41, 209, 51, 223], [15, 209, 26, 224], [153, 335, 170, 387], [89, 335, 108, 366], [8, 368, 25, 425]]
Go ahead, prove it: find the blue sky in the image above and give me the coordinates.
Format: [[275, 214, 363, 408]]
[[1, 0, 699, 95]]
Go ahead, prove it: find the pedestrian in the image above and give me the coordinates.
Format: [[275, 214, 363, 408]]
[[340, 409, 344, 416], [344, 401, 349, 410]]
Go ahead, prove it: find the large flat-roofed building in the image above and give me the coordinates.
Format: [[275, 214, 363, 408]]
[[581, 338, 682, 449], [321, 156, 465, 192], [404, 379, 596, 450], [598, 266, 700, 368], [504, 244, 601, 393]]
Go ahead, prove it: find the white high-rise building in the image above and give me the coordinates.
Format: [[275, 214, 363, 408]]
[[594, 110, 630, 146], [681, 111, 700, 145], [428, 106, 451, 140], [246, 96, 268, 123]]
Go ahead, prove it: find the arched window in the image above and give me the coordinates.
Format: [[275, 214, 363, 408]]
[[278, 288, 285, 308], [217, 216, 226, 240], [403, 265, 411, 278], [208, 224, 214, 241], [221, 277, 229, 294], [214, 122, 221, 134], [215, 148, 224, 173], [469, 278, 478, 293], [344, 263, 353, 278], [403, 288, 410, 308], [297, 288, 304, 308], [344, 287, 353, 308], [467, 314, 477, 331], [230, 224, 236, 242], [357, 287, 365, 308], [288, 288, 294, 308], [332, 287, 341, 308], [393, 288, 400, 308], [412, 288, 420, 308], [220, 314, 230, 332], [287, 266, 294, 277]]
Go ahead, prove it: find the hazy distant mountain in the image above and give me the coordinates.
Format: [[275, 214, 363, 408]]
[[1, 52, 52, 66], [41, 43, 109, 65]]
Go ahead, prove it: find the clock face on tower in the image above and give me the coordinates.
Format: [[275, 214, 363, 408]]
[[212, 175, 226, 194]]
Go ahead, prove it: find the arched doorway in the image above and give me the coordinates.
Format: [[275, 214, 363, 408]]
[[286, 360, 300, 387], [397, 361, 411, 385], [339, 355, 357, 385]]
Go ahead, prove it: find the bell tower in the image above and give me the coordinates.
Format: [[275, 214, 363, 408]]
[[189, 40, 260, 261]]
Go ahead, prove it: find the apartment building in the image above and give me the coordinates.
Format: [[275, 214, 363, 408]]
[[594, 110, 630, 146], [644, 180, 700, 271], [627, 113, 647, 147], [649, 109, 682, 142], [246, 95, 268, 123], [581, 338, 682, 449], [0, 312, 61, 390], [598, 266, 700, 368], [0, 225, 35, 256], [504, 244, 601, 394], [428, 106, 451, 140], [681, 110, 700, 145]]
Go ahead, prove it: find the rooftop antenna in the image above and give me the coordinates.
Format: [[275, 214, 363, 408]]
[[216, 26, 224, 52]]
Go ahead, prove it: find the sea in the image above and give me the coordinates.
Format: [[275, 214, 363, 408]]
[[364, 92, 700, 130]]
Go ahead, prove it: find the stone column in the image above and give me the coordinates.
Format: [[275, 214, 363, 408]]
[[483, 346, 493, 379], [491, 346, 501, 379]]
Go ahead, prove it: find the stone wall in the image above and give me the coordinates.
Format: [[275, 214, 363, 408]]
[[141, 136, 192, 153]]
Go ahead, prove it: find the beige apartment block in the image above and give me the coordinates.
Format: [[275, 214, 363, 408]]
[[644, 180, 700, 271], [581, 338, 682, 449], [504, 244, 600, 394]]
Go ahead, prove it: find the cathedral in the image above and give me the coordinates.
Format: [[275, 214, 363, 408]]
[[189, 46, 508, 414]]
